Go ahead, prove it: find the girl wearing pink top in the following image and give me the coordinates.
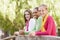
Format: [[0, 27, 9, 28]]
[[30, 4, 57, 36]]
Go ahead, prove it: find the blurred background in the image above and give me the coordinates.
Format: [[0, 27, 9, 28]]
[[0, 0, 60, 38]]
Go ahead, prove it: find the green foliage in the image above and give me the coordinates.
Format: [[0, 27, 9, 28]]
[[0, 0, 60, 35], [0, 0, 31, 35]]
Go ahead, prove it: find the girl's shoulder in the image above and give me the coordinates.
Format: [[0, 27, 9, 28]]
[[38, 16, 42, 19], [29, 18, 36, 24], [37, 16, 42, 21], [47, 15, 54, 22], [47, 16, 53, 20], [30, 18, 36, 21]]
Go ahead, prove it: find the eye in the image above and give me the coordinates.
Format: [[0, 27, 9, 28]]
[[27, 14, 30, 15], [42, 10, 44, 11], [33, 12, 37, 13]]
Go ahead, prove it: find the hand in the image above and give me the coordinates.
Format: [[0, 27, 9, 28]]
[[19, 30, 24, 35], [14, 31, 19, 36], [29, 32, 35, 37]]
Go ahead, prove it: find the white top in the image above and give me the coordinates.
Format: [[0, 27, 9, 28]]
[[28, 18, 36, 32]]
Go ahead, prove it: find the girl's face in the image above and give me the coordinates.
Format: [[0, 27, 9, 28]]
[[25, 12, 30, 21], [38, 6, 48, 17]]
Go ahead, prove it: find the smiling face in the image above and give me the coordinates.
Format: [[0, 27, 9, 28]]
[[38, 5, 48, 17], [24, 9, 32, 22], [24, 12, 30, 21], [33, 8, 38, 18]]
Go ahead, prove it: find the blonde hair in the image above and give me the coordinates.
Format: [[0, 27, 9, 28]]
[[39, 4, 48, 10]]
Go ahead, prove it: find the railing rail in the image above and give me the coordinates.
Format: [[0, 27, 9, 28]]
[[1, 35, 60, 40], [1, 35, 16, 40]]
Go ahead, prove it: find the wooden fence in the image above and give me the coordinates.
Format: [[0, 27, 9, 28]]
[[1, 35, 60, 40]]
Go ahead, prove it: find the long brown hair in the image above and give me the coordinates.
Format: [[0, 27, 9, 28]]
[[24, 9, 32, 23]]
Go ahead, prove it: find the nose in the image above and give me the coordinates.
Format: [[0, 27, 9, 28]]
[[40, 11, 43, 14]]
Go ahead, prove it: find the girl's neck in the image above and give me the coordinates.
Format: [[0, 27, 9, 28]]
[[26, 20, 29, 23], [43, 14, 48, 21]]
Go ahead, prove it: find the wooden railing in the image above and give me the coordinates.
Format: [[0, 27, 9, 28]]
[[1, 35, 16, 40], [1, 35, 60, 40]]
